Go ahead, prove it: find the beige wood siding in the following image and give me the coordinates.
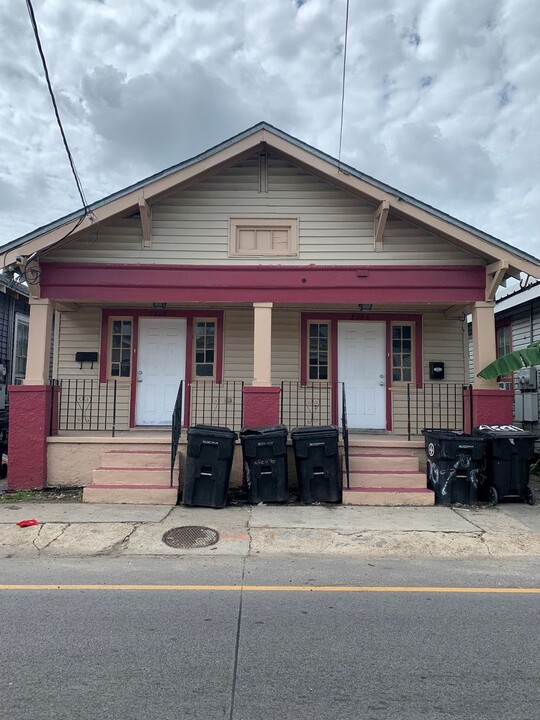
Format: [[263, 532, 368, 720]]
[[271, 310, 300, 384], [222, 308, 300, 384], [223, 308, 253, 381], [392, 314, 467, 434], [46, 155, 483, 266], [55, 307, 130, 430]]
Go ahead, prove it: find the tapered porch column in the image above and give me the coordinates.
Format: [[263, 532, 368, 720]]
[[464, 300, 513, 431], [243, 302, 280, 426], [8, 298, 59, 490]]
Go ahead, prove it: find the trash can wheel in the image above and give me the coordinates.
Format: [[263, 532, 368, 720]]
[[488, 486, 498, 506], [525, 487, 536, 506]]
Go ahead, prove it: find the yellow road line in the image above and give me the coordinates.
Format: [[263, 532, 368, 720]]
[[0, 584, 538, 593]]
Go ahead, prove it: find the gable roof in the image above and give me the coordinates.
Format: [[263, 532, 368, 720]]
[[2, 121, 539, 275]]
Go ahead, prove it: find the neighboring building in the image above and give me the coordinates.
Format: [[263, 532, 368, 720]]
[[484, 280, 540, 431], [0, 272, 30, 388], [1, 123, 539, 504], [0, 273, 29, 476]]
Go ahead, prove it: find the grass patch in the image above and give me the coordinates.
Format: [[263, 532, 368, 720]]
[[0, 488, 83, 503]]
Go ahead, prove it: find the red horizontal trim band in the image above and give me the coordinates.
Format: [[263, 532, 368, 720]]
[[40, 263, 485, 303]]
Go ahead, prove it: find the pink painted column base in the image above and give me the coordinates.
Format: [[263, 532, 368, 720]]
[[7, 385, 59, 491], [243, 386, 281, 428], [463, 389, 514, 433]]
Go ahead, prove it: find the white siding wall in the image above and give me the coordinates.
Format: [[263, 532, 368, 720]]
[[47, 155, 482, 266]]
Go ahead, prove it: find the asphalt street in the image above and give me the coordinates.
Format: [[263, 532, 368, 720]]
[[0, 555, 538, 720]]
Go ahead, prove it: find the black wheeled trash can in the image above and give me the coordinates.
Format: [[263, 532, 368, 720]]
[[183, 425, 237, 508], [422, 429, 485, 505], [240, 425, 289, 503], [473, 425, 536, 505], [291, 425, 341, 504]]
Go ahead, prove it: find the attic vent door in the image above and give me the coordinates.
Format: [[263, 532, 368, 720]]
[[135, 318, 186, 425]]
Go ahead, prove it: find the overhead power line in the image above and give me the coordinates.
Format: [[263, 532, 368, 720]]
[[338, 0, 350, 168], [25, 0, 90, 213]]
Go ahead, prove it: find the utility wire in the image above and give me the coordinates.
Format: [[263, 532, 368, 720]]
[[25, 0, 90, 213], [338, 0, 350, 169]]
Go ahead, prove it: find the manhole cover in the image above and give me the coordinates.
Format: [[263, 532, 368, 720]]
[[162, 525, 219, 549]]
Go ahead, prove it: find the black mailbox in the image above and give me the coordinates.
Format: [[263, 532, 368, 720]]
[[75, 352, 99, 369], [429, 361, 445, 380]]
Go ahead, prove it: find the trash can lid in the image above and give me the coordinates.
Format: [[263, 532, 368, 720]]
[[239, 424, 288, 437], [291, 425, 339, 437], [188, 424, 238, 439], [473, 424, 537, 439], [422, 428, 474, 439]]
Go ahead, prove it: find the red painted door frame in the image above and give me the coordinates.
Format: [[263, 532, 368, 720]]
[[301, 312, 423, 431], [100, 309, 224, 427]]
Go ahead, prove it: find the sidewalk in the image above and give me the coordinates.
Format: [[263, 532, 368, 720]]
[[1, 501, 539, 558]]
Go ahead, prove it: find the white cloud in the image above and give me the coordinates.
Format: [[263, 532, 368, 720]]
[[0, 0, 539, 260]]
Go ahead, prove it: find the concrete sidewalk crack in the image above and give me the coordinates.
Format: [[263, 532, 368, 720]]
[[98, 523, 140, 556], [451, 509, 487, 534], [40, 523, 70, 551], [246, 507, 253, 557], [160, 506, 175, 525], [31, 524, 44, 554]]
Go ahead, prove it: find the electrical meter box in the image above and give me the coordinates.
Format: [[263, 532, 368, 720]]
[[516, 367, 538, 391], [515, 392, 539, 422]]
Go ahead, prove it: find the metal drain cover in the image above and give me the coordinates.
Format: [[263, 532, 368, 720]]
[[162, 525, 219, 549]]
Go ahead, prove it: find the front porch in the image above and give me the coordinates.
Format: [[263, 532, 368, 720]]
[[8, 288, 514, 504], [46, 428, 430, 506]]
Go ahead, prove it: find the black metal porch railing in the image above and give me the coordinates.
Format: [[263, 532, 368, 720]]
[[54, 378, 118, 436], [280, 381, 340, 428], [280, 381, 350, 487], [406, 382, 472, 440], [170, 380, 183, 485], [341, 382, 350, 489], [188, 381, 244, 432]]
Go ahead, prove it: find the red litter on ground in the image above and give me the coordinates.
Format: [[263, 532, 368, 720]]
[[17, 519, 39, 528]]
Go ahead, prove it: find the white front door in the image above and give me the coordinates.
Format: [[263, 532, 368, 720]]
[[135, 318, 187, 426], [338, 322, 386, 430]]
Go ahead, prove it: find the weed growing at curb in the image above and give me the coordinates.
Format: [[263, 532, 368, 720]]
[[0, 488, 83, 504]]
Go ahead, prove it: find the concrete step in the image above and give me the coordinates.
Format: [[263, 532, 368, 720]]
[[83, 484, 179, 505], [346, 471, 427, 489], [102, 450, 178, 469], [346, 454, 419, 472], [92, 467, 178, 487], [342, 487, 434, 506], [347, 438, 424, 450]]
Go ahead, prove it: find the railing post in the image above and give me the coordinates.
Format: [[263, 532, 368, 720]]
[[112, 380, 117, 438], [171, 380, 183, 485], [407, 383, 411, 441], [341, 382, 350, 489]]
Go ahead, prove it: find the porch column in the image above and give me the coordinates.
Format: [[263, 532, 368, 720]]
[[8, 298, 58, 490], [24, 298, 54, 385], [252, 302, 273, 387], [464, 300, 513, 431], [471, 301, 497, 390], [243, 302, 280, 427]]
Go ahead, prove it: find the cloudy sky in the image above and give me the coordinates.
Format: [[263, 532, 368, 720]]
[[0, 0, 538, 257]]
